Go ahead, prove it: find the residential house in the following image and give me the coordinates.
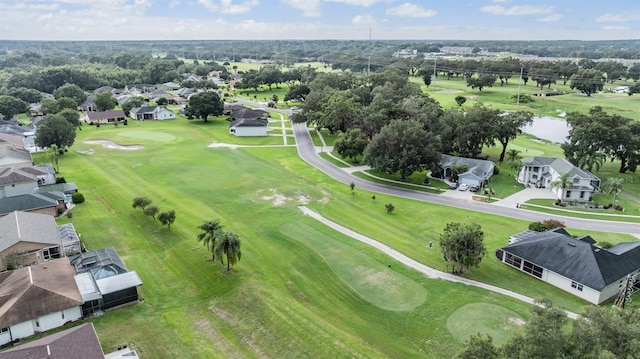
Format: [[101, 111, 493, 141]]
[[0, 322, 139, 359], [82, 110, 126, 125], [0, 211, 79, 269], [0, 142, 32, 168], [71, 247, 143, 316], [159, 81, 181, 91], [78, 95, 96, 112], [0, 259, 83, 346], [229, 107, 268, 121], [0, 165, 56, 197], [183, 74, 203, 82], [229, 118, 269, 137], [175, 87, 195, 97], [125, 84, 153, 96], [497, 228, 640, 304], [130, 105, 176, 121], [517, 156, 601, 202], [438, 154, 495, 187], [0, 164, 70, 216]]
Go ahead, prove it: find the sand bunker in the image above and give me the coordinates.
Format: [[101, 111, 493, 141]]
[[84, 140, 144, 150], [259, 189, 312, 206]]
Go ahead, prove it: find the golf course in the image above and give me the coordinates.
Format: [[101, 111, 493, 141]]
[[39, 95, 634, 358]]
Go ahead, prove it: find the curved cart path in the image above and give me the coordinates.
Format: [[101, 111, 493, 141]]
[[299, 205, 579, 319]]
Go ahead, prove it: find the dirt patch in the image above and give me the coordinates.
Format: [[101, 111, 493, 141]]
[[317, 191, 330, 204], [258, 189, 313, 206], [84, 140, 143, 150], [508, 317, 526, 326], [76, 149, 94, 155]]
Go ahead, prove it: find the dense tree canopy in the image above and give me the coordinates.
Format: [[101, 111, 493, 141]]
[[457, 300, 640, 359], [439, 222, 485, 273], [35, 114, 76, 149], [0, 95, 28, 120], [184, 91, 224, 122], [570, 69, 605, 96], [53, 83, 86, 105], [363, 120, 441, 180], [95, 91, 117, 111]]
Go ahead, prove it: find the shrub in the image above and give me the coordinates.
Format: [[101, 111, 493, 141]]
[[72, 192, 85, 204], [528, 222, 548, 232], [57, 207, 65, 215], [385, 203, 395, 214], [493, 164, 500, 175], [56, 177, 66, 184], [542, 219, 565, 228], [615, 205, 624, 211]]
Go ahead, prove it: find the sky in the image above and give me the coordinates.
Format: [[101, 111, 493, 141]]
[[0, 0, 638, 41]]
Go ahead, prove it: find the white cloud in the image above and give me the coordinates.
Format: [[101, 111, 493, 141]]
[[537, 14, 562, 22], [198, 0, 259, 14], [480, 5, 553, 16], [325, 0, 389, 7], [281, 0, 321, 17], [596, 12, 640, 23], [351, 14, 376, 24], [169, 0, 181, 8], [386, 3, 436, 18], [602, 26, 630, 31]]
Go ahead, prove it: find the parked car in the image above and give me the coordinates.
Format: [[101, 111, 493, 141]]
[[458, 184, 469, 191], [449, 183, 458, 190], [469, 185, 479, 192]]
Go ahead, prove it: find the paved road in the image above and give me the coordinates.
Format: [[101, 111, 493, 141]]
[[293, 122, 640, 235], [299, 206, 579, 319]]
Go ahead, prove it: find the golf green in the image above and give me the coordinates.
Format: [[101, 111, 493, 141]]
[[118, 131, 176, 142], [447, 302, 525, 346], [281, 222, 427, 311]]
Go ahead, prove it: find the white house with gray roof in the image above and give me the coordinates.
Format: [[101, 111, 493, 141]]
[[439, 154, 495, 187], [497, 228, 640, 304], [130, 105, 176, 121], [517, 156, 601, 202]]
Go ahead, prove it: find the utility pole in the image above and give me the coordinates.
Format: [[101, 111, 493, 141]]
[[433, 58, 437, 77], [367, 27, 372, 76], [516, 66, 524, 106]]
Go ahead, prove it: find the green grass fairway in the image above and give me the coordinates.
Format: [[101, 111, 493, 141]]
[[41, 117, 621, 358], [118, 131, 176, 142], [281, 222, 427, 311], [447, 303, 525, 346]]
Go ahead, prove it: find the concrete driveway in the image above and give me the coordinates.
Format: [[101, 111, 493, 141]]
[[494, 188, 557, 208]]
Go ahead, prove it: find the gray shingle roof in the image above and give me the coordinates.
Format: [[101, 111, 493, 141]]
[[440, 154, 495, 179], [501, 228, 640, 290], [130, 105, 158, 115], [230, 118, 269, 128], [522, 156, 599, 180], [0, 193, 58, 215], [0, 323, 105, 359], [87, 110, 126, 121], [0, 211, 61, 253], [0, 143, 32, 165], [230, 107, 268, 120]]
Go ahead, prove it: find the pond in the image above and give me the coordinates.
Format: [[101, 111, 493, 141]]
[[521, 116, 571, 144]]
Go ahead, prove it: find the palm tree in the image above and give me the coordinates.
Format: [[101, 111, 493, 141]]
[[603, 177, 624, 207], [197, 220, 223, 261], [578, 150, 606, 173], [550, 173, 573, 202], [215, 231, 242, 271], [46, 144, 63, 173], [506, 149, 522, 163]]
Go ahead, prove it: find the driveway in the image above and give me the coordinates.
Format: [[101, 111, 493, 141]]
[[494, 188, 557, 208]]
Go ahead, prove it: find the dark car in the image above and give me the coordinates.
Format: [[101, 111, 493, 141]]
[[469, 185, 480, 192], [449, 183, 458, 190]]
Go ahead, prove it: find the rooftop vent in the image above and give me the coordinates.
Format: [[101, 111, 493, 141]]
[[568, 242, 576, 247]]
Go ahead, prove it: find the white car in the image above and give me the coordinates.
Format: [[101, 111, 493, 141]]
[[458, 184, 469, 191]]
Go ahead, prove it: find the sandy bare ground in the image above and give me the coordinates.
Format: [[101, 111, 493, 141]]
[[84, 140, 144, 150]]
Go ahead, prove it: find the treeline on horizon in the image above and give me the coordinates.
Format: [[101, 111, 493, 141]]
[[1, 39, 639, 62]]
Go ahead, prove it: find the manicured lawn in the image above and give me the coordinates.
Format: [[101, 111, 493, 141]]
[[416, 76, 640, 121], [42, 116, 631, 358]]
